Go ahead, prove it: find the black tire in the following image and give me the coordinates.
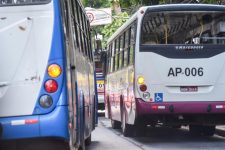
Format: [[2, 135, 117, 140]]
[[172, 125, 182, 129], [189, 125, 202, 136], [111, 119, 121, 129], [78, 143, 85, 150], [107, 97, 111, 119], [85, 134, 92, 146], [121, 110, 134, 137], [69, 130, 76, 150], [135, 124, 147, 137], [92, 96, 96, 130], [78, 95, 85, 150], [202, 125, 215, 136]]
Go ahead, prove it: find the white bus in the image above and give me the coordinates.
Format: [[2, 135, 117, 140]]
[[104, 4, 225, 137]]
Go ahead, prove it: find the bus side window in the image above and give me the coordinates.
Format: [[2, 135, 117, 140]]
[[71, 0, 79, 52], [129, 21, 136, 65], [124, 29, 130, 67], [111, 41, 115, 72], [115, 39, 120, 71], [119, 33, 125, 69], [83, 14, 90, 58], [107, 44, 112, 73]]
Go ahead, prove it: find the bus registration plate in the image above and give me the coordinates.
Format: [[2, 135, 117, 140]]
[[180, 86, 198, 92]]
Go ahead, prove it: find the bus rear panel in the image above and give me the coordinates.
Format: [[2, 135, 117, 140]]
[[137, 5, 225, 125]]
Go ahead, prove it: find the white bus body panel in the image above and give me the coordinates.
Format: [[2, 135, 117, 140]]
[[135, 52, 225, 102], [0, 2, 54, 117]]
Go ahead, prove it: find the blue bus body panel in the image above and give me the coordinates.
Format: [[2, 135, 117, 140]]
[[0, 116, 39, 139], [0, 106, 69, 140], [39, 106, 69, 139]]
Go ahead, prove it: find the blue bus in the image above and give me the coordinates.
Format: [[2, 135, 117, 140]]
[[0, 0, 96, 149]]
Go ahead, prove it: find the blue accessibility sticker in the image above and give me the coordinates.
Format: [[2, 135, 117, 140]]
[[154, 93, 163, 102]]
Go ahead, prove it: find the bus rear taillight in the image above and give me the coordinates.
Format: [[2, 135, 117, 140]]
[[48, 64, 61, 78], [45, 79, 58, 93], [140, 84, 147, 92], [137, 76, 145, 85], [151, 105, 166, 110], [39, 95, 53, 108]]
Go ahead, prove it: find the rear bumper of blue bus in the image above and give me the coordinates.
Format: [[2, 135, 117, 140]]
[[0, 106, 69, 140]]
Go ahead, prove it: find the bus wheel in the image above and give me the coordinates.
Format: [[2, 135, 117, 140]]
[[107, 97, 111, 119], [85, 134, 92, 146], [78, 143, 85, 150], [202, 125, 215, 136], [189, 125, 202, 136], [135, 124, 147, 137], [111, 119, 121, 129], [69, 131, 76, 150], [121, 110, 134, 137]]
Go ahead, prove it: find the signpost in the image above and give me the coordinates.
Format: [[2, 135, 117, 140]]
[[85, 7, 112, 26]]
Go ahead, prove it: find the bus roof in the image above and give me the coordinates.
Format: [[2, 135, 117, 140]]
[[107, 4, 225, 44]]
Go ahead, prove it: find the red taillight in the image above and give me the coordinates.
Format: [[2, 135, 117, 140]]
[[151, 105, 158, 110], [140, 84, 147, 92], [45, 79, 58, 93]]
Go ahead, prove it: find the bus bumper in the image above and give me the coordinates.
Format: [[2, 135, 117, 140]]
[[136, 98, 225, 115], [0, 106, 69, 140]]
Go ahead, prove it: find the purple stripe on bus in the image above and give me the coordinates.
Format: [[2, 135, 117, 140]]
[[136, 98, 225, 115]]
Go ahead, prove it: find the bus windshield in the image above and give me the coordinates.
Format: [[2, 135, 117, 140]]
[[141, 11, 225, 45], [0, 0, 50, 6]]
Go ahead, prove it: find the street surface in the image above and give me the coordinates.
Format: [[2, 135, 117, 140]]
[[87, 116, 225, 150]]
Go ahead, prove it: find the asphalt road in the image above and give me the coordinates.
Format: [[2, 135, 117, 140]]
[[87, 116, 225, 150]]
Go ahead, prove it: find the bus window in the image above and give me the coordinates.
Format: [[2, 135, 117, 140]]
[[129, 21, 137, 65], [115, 39, 120, 71], [124, 29, 130, 67], [141, 12, 225, 45], [119, 34, 125, 69], [111, 41, 115, 72]]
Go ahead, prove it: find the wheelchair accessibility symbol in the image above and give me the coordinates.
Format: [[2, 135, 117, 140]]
[[154, 93, 163, 102]]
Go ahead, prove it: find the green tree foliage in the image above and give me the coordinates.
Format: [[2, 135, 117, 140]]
[[82, 0, 111, 8], [101, 12, 129, 47]]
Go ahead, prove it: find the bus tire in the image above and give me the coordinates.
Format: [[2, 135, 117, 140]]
[[85, 134, 92, 146], [135, 123, 147, 137], [121, 109, 134, 137], [202, 125, 215, 136], [107, 96, 111, 119], [189, 125, 202, 136], [111, 119, 121, 129], [69, 130, 76, 150], [78, 94, 85, 150], [92, 95, 96, 130]]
